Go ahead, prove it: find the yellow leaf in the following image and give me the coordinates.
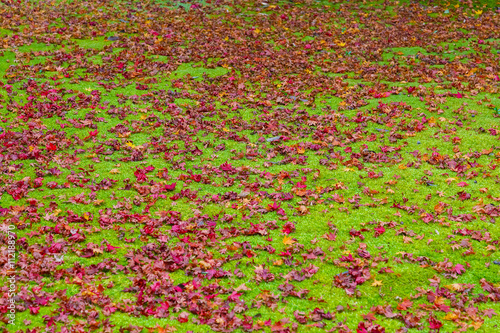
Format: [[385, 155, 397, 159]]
[[398, 164, 407, 170], [371, 279, 383, 287], [470, 321, 483, 331], [273, 259, 283, 266], [83, 213, 90, 220], [485, 245, 496, 251], [443, 312, 458, 321], [467, 68, 478, 76], [199, 260, 211, 269], [222, 128, 230, 132], [283, 236, 296, 245], [110, 169, 120, 174], [295, 189, 308, 197], [444, 284, 462, 291], [445, 177, 456, 184], [81, 290, 95, 297], [434, 296, 445, 305], [117, 132, 131, 138], [72, 276, 83, 284]]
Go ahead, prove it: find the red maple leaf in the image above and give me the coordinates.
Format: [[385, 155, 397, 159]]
[[452, 264, 465, 275], [428, 315, 443, 331]]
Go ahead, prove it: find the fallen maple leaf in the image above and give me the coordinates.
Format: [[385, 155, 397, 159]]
[[469, 321, 483, 331], [429, 314, 443, 330], [234, 283, 251, 292], [283, 236, 296, 245], [453, 264, 466, 275], [483, 308, 497, 318]]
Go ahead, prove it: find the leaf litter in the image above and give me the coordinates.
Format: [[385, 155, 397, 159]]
[[0, 0, 500, 332]]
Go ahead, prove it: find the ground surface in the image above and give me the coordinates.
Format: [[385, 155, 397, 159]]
[[1, 0, 500, 332]]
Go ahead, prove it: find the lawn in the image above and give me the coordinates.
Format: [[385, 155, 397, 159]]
[[1, 0, 500, 332]]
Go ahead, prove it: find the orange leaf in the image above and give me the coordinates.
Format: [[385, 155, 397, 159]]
[[283, 236, 296, 245]]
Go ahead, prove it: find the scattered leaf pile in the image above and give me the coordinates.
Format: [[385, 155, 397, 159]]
[[1, 0, 500, 332]]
